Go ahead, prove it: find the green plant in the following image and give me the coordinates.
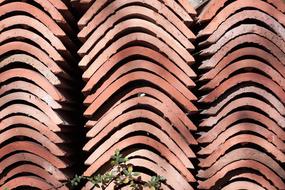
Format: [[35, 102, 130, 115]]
[[2, 150, 165, 190], [70, 149, 166, 190], [145, 176, 166, 190]]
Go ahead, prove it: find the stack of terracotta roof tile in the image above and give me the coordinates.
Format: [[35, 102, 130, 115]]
[[196, 0, 285, 189], [0, 0, 78, 189], [76, 0, 198, 189]]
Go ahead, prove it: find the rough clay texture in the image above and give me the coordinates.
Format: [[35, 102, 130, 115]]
[[0, 0, 285, 189]]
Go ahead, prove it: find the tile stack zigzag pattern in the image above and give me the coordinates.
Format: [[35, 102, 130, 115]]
[[1, 0, 285, 189], [196, 0, 285, 189], [76, 0, 198, 189], [0, 0, 80, 189]]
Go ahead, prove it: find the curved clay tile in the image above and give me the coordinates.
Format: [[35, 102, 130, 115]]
[[200, 97, 285, 127], [0, 115, 66, 142], [78, 6, 194, 56], [176, 0, 196, 15], [85, 109, 195, 147], [0, 68, 68, 102], [199, 10, 285, 40], [201, 26, 285, 56], [84, 97, 196, 138], [0, 81, 62, 109], [202, 86, 285, 115], [83, 122, 195, 166], [198, 134, 285, 162], [0, 104, 62, 131], [22, 0, 74, 35], [199, 34, 285, 68], [221, 181, 266, 190], [198, 160, 285, 189], [200, 24, 285, 48], [0, 41, 70, 80], [77, 0, 193, 34], [0, 0, 68, 25], [0, 1, 76, 188], [199, 47, 285, 78], [83, 72, 197, 116], [0, 15, 60, 45], [0, 29, 66, 62], [39, 0, 76, 30], [45, 0, 76, 25], [0, 164, 66, 188], [0, 91, 65, 124], [0, 142, 69, 169], [81, 32, 194, 80], [85, 107, 195, 148], [86, 96, 196, 143], [229, 173, 278, 190], [0, 54, 60, 85], [198, 148, 285, 178], [127, 149, 193, 184], [0, 15, 74, 61], [2, 176, 54, 190], [0, 0, 68, 10], [78, 7, 194, 55], [83, 68, 194, 102], [80, 46, 195, 89], [83, 75, 196, 114], [199, 73, 285, 103], [83, 136, 195, 182], [78, 17, 194, 60], [100, 86, 195, 118], [84, 99, 185, 129], [77, 0, 198, 188], [198, 0, 285, 37], [200, 11, 285, 53], [125, 158, 191, 190], [0, 2, 76, 49], [83, 57, 193, 91], [200, 47, 285, 72], [85, 86, 196, 136], [198, 0, 285, 22], [198, 123, 285, 154], [198, 110, 285, 142], [78, 0, 193, 43], [0, 152, 67, 181], [0, 0, 76, 42], [200, 60, 285, 90], [0, 2, 65, 36], [0, 128, 68, 156], [83, 60, 195, 106]]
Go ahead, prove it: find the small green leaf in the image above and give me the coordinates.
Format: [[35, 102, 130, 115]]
[[132, 172, 140, 176], [128, 165, 133, 173], [119, 157, 126, 163], [123, 177, 129, 184], [159, 176, 166, 181], [123, 168, 129, 175]]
